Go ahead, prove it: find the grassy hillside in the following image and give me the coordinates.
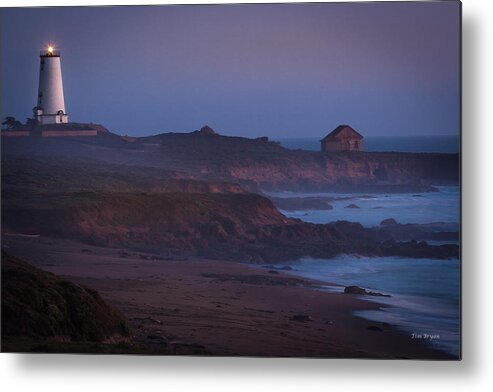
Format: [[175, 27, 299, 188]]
[[1, 251, 132, 352]]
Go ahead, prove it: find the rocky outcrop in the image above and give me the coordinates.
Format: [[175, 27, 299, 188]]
[[380, 218, 398, 226], [374, 222, 459, 242], [1, 251, 132, 350], [198, 125, 217, 135]]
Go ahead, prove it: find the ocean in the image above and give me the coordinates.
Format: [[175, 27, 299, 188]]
[[276, 135, 460, 154], [265, 186, 461, 357], [266, 186, 460, 228]]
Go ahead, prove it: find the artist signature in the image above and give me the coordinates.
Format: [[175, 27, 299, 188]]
[[411, 333, 441, 340]]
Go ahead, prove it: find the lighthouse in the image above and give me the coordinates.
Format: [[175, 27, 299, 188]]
[[33, 45, 69, 124]]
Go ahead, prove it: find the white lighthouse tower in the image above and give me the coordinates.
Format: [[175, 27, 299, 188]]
[[33, 45, 69, 124]]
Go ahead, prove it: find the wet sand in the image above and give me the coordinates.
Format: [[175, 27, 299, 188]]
[[2, 235, 453, 358]]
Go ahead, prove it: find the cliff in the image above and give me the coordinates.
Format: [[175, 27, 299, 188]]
[[2, 188, 458, 262], [148, 131, 459, 191]]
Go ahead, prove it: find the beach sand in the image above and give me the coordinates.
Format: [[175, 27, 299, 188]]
[[2, 235, 453, 358]]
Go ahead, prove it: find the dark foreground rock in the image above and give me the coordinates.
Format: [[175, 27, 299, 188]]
[[1, 251, 132, 351]]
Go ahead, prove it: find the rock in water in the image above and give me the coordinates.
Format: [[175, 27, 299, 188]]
[[344, 285, 391, 297], [344, 285, 367, 294]]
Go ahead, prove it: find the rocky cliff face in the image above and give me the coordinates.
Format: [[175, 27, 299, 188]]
[[151, 131, 459, 191], [2, 188, 458, 262], [3, 191, 285, 254]]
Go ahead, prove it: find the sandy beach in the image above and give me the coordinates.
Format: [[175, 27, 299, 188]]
[[2, 234, 452, 358]]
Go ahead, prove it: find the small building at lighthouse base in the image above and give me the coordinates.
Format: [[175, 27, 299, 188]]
[[33, 106, 69, 125]]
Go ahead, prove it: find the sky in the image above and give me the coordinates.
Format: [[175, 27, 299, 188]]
[[1, 2, 460, 138]]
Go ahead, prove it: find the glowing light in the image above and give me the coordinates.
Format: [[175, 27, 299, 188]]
[[47, 45, 54, 54]]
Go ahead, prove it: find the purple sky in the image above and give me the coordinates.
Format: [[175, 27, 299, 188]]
[[1, 2, 460, 138]]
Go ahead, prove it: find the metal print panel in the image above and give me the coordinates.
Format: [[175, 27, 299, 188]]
[[1, 1, 461, 359]]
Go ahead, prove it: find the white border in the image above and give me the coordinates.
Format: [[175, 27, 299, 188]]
[[1, 0, 492, 391]]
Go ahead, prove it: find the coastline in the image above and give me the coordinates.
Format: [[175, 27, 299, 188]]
[[267, 254, 460, 357], [2, 235, 455, 359]]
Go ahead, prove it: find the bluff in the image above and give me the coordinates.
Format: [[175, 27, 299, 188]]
[[2, 158, 459, 262], [2, 188, 458, 262], [1, 128, 459, 192]]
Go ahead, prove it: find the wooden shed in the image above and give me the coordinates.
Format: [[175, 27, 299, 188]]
[[320, 125, 364, 152]]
